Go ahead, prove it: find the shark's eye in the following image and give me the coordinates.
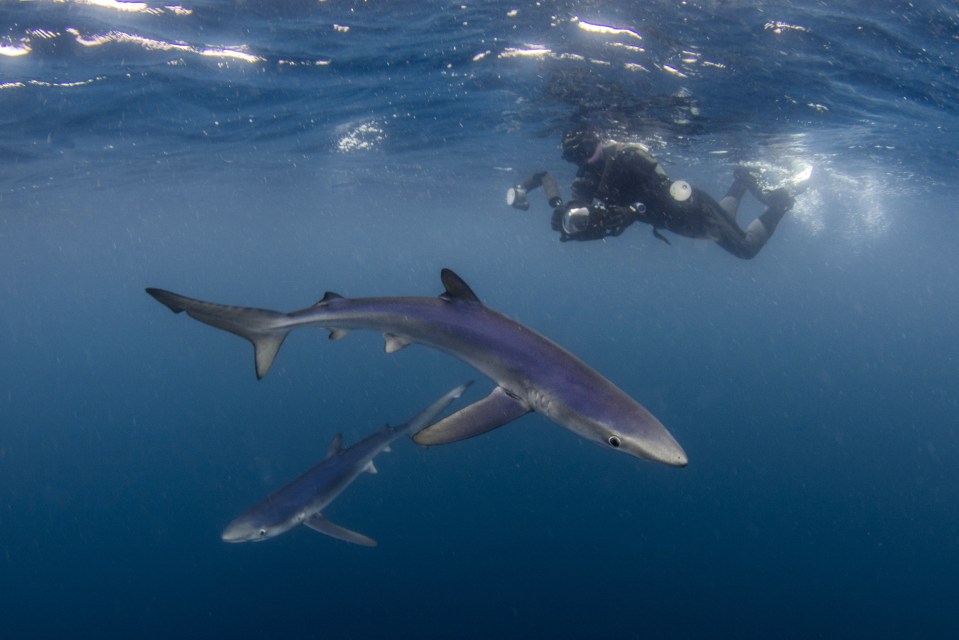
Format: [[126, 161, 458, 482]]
[[608, 436, 621, 448], [258, 528, 268, 537]]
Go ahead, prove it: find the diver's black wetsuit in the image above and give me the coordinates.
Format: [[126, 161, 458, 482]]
[[515, 139, 794, 260]]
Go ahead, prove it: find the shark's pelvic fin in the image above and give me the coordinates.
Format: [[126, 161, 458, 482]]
[[364, 460, 378, 474], [439, 268, 481, 304], [384, 333, 413, 353], [304, 514, 377, 547], [413, 385, 530, 445]]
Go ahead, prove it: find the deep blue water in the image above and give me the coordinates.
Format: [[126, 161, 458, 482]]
[[2, 1, 958, 638]]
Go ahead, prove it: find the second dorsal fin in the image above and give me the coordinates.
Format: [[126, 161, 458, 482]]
[[317, 291, 344, 305], [323, 433, 343, 460]]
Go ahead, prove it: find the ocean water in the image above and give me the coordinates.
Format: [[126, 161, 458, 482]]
[[2, 1, 958, 637]]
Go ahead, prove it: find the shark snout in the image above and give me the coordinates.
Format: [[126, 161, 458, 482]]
[[220, 525, 249, 543], [606, 420, 688, 467], [221, 518, 272, 543], [657, 444, 688, 467], [640, 431, 688, 467]]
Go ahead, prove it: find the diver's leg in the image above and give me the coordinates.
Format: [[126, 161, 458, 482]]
[[719, 172, 749, 222], [733, 166, 799, 208], [733, 166, 768, 204], [716, 198, 793, 259]]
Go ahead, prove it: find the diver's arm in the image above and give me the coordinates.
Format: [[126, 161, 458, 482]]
[[569, 172, 598, 203]]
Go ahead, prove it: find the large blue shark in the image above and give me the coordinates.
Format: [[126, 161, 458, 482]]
[[221, 383, 470, 545], [146, 269, 687, 467]]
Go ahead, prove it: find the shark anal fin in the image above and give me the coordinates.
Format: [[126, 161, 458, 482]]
[[304, 514, 377, 547], [364, 460, 378, 474], [413, 386, 530, 446], [329, 329, 351, 340]]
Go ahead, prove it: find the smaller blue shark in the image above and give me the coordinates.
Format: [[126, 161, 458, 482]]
[[221, 382, 470, 546]]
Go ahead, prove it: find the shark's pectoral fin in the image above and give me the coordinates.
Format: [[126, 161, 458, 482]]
[[304, 514, 377, 547], [413, 386, 530, 446]]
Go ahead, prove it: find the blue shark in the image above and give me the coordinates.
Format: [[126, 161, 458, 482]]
[[221, 382, 470, 545], [146, 269, 687, 467]]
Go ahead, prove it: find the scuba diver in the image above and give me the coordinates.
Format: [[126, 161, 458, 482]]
[[506, 128, 799, 259]]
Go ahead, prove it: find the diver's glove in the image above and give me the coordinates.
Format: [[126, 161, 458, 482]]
[[597, 205, 628, 229], [590, 204, 635, 236]]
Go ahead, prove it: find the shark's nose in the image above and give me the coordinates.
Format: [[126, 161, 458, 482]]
[[671, 448, 689, 467], [647, 436, 688, 467]]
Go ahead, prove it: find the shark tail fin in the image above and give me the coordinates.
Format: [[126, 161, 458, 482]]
[[145, 288, 291, 379]]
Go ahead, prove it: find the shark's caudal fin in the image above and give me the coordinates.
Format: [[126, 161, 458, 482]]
[[145, 288, 291, 379], [413, 385, 530, 445]]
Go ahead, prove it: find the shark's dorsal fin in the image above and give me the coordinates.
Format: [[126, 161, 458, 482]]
[[439, 268, 481, 304], [324, 433, 344, 460]]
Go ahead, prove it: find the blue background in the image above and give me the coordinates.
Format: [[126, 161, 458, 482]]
[[1, 1, 957, 638]]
